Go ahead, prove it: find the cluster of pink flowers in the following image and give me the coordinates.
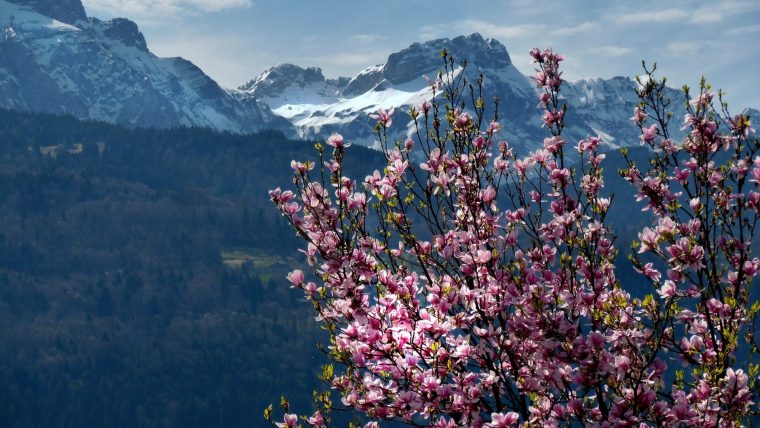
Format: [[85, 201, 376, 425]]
[[268, 49, 759, 427]]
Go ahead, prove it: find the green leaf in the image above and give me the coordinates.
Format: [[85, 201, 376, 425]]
[[264, 404, 273, 420]]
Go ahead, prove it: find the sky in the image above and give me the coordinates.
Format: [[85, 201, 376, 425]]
[[80, 0, 760, 109]]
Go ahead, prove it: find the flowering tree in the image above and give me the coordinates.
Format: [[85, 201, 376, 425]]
[[268, 48, 759, 427]]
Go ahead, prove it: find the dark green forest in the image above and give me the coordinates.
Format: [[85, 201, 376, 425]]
[[0, 109, 383, 427]]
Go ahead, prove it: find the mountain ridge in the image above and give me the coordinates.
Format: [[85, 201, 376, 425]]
[[7, 0, 86, 24], [1, 0, 750, 153], [236, 32, 671, 151]]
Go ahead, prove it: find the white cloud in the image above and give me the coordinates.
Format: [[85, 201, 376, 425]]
[[609, 2, 758, 26], [82, 0, 252, 17], [301, 51, 385, 70], [324, 52, 379, 66], [610, 8, 689, 24], [419, 20, 598, 43], [689, 1, 760, 23], [420, 21, 545, 41], [349, 34, 388, 44], [665, 42, 700, 55], [417, 21, 543, 43], [727, 24, 760, 34], [551, 21, 600, 36], [717, 0, 760, 14], [689, 8, 723, 24], [457, 20, 543, 39], [417, 25, 446, 41], [590, 45, 634, 57]]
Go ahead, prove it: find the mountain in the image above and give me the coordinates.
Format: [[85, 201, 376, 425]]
[[10, 0, 85, 24], [0, 0, 290, 133], [0, 0, 734, 151], [238, 33, 687, 151]]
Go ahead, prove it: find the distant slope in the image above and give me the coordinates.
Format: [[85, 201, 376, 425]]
[[0, 109, 382, 428]]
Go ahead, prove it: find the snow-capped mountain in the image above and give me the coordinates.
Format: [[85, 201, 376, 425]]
[[238, 33, 686, 152], [0, 0, 738, 152], [0, 0, 289, 133]]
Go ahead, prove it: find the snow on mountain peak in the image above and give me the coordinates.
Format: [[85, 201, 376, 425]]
[[235, 63, 346, 115], [234, 33, 684, 154], [232, 32, 540, 146], [239, 64, 327, 92], [7, 0, 86, 25]]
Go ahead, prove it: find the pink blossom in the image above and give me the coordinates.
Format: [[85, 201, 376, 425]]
[[326, 132, 349, 148], [481, 186, 497, 205], [286, 269, 304, 287], [423, 74, 443, 90], [494, 158, 508, 172], [549, 168, 570, 186], [487, 412, 519, 427], [283, 202, 300, 215], [543, 136, 565, 153], [307, 411, 325, 427], [290, 160, 311, 174], [689, 91, 713, 107], [630, 107, 646, 124], [537, 92, 551, 108], [689, 198, 701, 210], [577, 136, 600, 153], [542, 109, 564, 126], [657, 280, 676, 299], [637, 262, 661, 281], [369, 107, 394, 127], [475, 249, 492, 264], [276, 413, 298, 428], [529, 47, 542, 62], [454, 111, 472, 131], [640, 124, 658, 144], [729, 113, 754, 138]]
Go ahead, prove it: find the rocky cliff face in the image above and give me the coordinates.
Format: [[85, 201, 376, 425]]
[[0, 0, 286, 133], [101, 18, 147, 51], [384, 33, 512, 84], [236, 33, 675, 152], [8, 0, 86, 24], [236, 64, 343, 109]]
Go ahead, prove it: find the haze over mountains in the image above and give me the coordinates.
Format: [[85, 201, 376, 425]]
[[1, 0, 723, 152]]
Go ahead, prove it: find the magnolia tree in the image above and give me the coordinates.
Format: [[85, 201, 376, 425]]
[[267, 48, 759, 427]]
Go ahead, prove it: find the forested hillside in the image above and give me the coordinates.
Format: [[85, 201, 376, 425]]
[[0, 109, 382, 427]]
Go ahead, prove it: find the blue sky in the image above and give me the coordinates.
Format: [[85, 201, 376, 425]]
[[81, 0, 760, 108]]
